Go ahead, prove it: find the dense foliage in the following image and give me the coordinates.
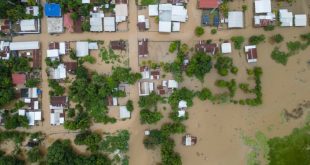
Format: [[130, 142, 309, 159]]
[[74, 131, 101, 152], [186, 52, 212, 81], [64, 112, 90, 130], [214, 56, 234, 76], [169, 41, 180, 53], [197, 87, 213, 101], [231, 36, 245, 49], [195, 26, 205, 37], [138, 92, 162, 109], [168, 87, 195, 110], [271, 34, 284, 43], [271, 47, 289, 65], [140, 109, 163, 124], [249, 35, 265, 45], [4, 114, 29, 129], [25, 78, 40, 88], [0, 62, 15, 108], [27, 147, 42, 163], [48, 79, 65, 96], [141, 0, 158, 6], [100, 130, 130, 152]]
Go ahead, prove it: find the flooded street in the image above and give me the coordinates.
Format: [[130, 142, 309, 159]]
[[10, 0, 310, 164]]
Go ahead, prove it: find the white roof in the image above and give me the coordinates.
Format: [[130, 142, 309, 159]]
[[279, 9, 293, 27], [255, 0, 271, 14], [9, 41, 39, 50], [26, 6, 39, 16], [24, 98, 31, 103], [139, 81, 154, 96], [228, 11, 244, 28], [245, 45, 257, 52], [171, 5, 187, 22], [115, 4, 128, 23], [51, 64, 66, 79], [178, 100, 187, 108], [104, 17, 116, 32], [149, 5, 159, 16], [185, 135, 192, 146], [76, 42, 89, 57], [119, 106, 131, 119], [221, 43, 232, 54], [47, 49, 59, 58], [88, 42, 98, 49], [254, 13, 275, 25], [47, 17, 63, 33], [159, 4, 172, 11], [141, 70, 150, 79], [26, 112, 35, 125], [172, 22, 181, 32], [90, 11, 104, 18], [112, 97, 118, 106], [90, 17, 103, 32], [59, 42, 66, 55], [50, 110, 64, 125], [18, 109, 26, 116], [20, 19, 36, 31], [82, 0, 90, 3], [168, 80, 178, 88], [159, 21, 172, 32], [33, 101, 39, 110], [178, 110, 185, 117], [294, 14, 307, 27], [29, 88, 38, 98], [34, 111, 41, 120], [138, 15, 146, 23]]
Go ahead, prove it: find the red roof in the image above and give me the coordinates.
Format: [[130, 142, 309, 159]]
[[12, 73, 26, 85], [199, 0, 220, 9]]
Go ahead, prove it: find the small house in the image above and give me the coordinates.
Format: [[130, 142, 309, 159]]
[[140, 66, 150, 79], [110, 40, 126, 51], [221, 42, 232, 54], [50, 64, 66, 80], [279, 9, 293, 27], [294, 14, 307, 27], [254, 0, 271, 14], [115, 3, 128, 23], [245, 45, 258, 63], [50, 109, 64, 125], [90, 17, 103, 32], [195, 41, 219, 55], [76, 42, 89, 57], [228, 11, 244, 28], [150, 70, 160, 80], [119, 106, 130, 119], [47, 17, 64, 33], [64, 62, 77, 74], [137, 15, 149, 31], [167, 80, 178, 89], [104, 17, 116, 32], [182, 134, 197, 146], [12, 73, 26, 86], [138, 39, 148, 57], [139, 81, 154, 96], [148, 5, 159, 16], [178, 100, 187, 110], [50, 96, 68, 110]]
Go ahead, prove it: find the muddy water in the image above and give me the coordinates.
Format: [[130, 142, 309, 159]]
[[10, 0, 310, 164]]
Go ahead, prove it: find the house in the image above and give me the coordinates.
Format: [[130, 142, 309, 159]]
[[64, 62, 77, 74], [168, 0, 188, 5], [90, 17, 103, 32], [254, 0, 271, 14], [148, 5, 159, 16], [50, 64, 66, 80], [294, 14, 307, 27], [279, 9, 293, 27], [28, 88, 39, 99], [9, 41, 40, 51], [107, 96, 118, 106], [137, 15, 149, 31], [115, 3, 128, 23], [139, 81, 154, 96], [18, 110, 41, 126], [45, 3, 61, 17], [158, 4, 188, 32], [254, 13, 275, 27], [172, 22, 181, 32], [50, 96, 68, 110], [228, 11, 244, 28], [12, 73, 26, 86], [20, 19, 39, 33], [178, 110, 186, 117], [221, 42, 232, 54], [245, 45, 258, 63], [119, 106, 130, 119], [140, 66, 150, 79], [47, 49, 59, 59], [110, 40, 126, 51], [167, 80, 178, 89], [198, 0, 220, 9], [182, 134, 197, 146], [0, 41, 10, 60], [76, 42, 89, 57], [26, 6, 39, 16], [48, 42, 68, 55], [104, 17, 116, 32], [138, 39, 148, 57], [151, 70, 160, 80], [47, 17, 64, 33], [195, 41, 219, 55], [50, 109, 64, 125], [178, 100, 187, 110]]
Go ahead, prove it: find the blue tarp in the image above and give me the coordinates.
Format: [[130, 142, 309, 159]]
[[214, 16, 220, 26], [44, 3, 61, 17], [203, 15, 209, 24]]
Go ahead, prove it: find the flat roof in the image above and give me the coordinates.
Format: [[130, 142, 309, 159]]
[[76, 41, 89, 57], [47, 17, 64, 33], [228, 11, 244, 28], [10, 41, 40, 50], [255, 0, 271, 14], [159, 21, 172, 32], [295, 14, 307, 27], [104, 17, 116, 32], [45, 3, 61, 17]]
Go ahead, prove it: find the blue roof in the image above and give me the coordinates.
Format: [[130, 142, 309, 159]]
[[45, 3, 61, 17], [203, 15, 209, 24], [214, 16, 220, 26]]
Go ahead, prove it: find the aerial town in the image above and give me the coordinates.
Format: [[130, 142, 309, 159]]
[[0, 0, 310, 165]]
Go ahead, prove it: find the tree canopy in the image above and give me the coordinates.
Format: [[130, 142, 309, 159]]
[[186, 52, 212, 81]]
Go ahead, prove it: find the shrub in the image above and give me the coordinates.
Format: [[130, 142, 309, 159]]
[[197, 88, 213, 101], [271, 34, 284, 43], [263, 24, 274, 31], [25, 78, 40, 87], [195, 26, 205, 37], [286, 41, 302, 54], [141, 0, 158, 6], [126, 100, 134, 112], [249, 35, 265, 45], [231, 36, 245, 49], [211, 28, 217, 34], [169, 41, 180, 53], [140, 109, 163, 124], [231, 66, 239, 74], [271, 48, 289, 65]]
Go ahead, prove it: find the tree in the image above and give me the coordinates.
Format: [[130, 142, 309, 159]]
[[25, 78, 40, 88], [70, 12, 79, 21], [186, 52, 212, 81], [211, 28, 217, 34], [264, 24, 275, 31], [197, 88, 213, 101], [111, 67, 142, 84], [74, 131, 101, 152], [138, 92, 162, 109], [231, 36, 245, 49], [242, 5, 248, 12], [168, 87, 195, 109], [249, 34, 265, 45], [6, 5, 25, 22], [0, 62, 15, 108], [169, 41, 180, 53], [126, 100, 134, 112], [141, 0, 158, 5], [48, 79, 65, 96], [81, 55, 96, 64], [140, 109, 163, 124], [27, 147, 42, 163], [4, 114, 29, 129], [271, 47, 289, 65], [161, 138, 182, 165], [10, 57, 30, 72], [271, 34, 284, 43], [195, 26, 205, 37], [100, 130, 130, 152], [286, 41, 302, 54], [82, 20, 90, 32], [143, 129, 165, 149], [64, 112, 91, 130], [214, 56, 233, 76], [0, 155, 25, 165]]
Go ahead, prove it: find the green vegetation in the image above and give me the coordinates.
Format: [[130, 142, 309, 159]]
[[219, 0, 229, 17], [82, 20, 90, 32], [80, 55, 96, 64], [27, 147, 42, 163], [161, 138, 182, 165], [215, 79, 237, 97], [139, 92, 163, 124], [249, 34, 265, 45], [25, 78, 40, 88], [271, 47, 289, 65], [0, 130, 29, 144], [186, 52, 212, 81], [126, 100, 134, 112], [211, 28, 217, 34], [231, 36, 245, 49], [100, 130, 130, 152], [214, 56, 235, 76], [99, 47, 119, 64], [195, 26, 205, 37], [143, 129, 165, 149], [10, 57, 31, 72], [74, 131, 101, 152], [268, 125, 310, 165], [168, 87, 195, 110], [169, 41, 180, 53], [0, 154, 25, 165], [140, 109, 163, 124], [197, 88, 213, 101], [138, 92, 162, 109], [271, 34, 284, 43], [242, 5, 248, 12], [141, 0, 158, 6], [69, 66, 141, 124], [48, 79, 65, 96], [64, 112, 90, 130], [45, 58, 60, 68], [0, 62, 15, 108], [264, 24, 275, 31], [286, 41, 302, 54], [4, 114, 29, 129]]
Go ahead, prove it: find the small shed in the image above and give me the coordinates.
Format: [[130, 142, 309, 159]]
[[168, 80, 178, 89], [159, 21, 172, 33], [221, 42, 232, 54], [245, 45, 258, 63], [76, 42, 89, 57], [294, 14, 307, 27], [119, 106, 131, 119], [104, 17, 116, 32], [182, 134, 197, 146], [138, 38, 148, 57]]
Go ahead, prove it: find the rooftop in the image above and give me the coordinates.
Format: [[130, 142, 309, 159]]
[[45, 3, 61, 17]]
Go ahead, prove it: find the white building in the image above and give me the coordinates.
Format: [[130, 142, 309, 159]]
[[221, 42, 232, 54], [50, 64, 66, 80], [294, 14, 307, 27], [279, 9, 293, 27], [119, 106, 131, 119], [50, 109, 64, 125], [149, 5, 159, 16], [90, 17, 103, 32], [139, 81, 154, 96], [76, 42, 89, 57], [228, 11, 244, 28], [9, 41, 40, 51], [115, 4, 128, 23], [20, 19, 36, 32], [104, 17, 116, 32], [254, 0, 271, 14]]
